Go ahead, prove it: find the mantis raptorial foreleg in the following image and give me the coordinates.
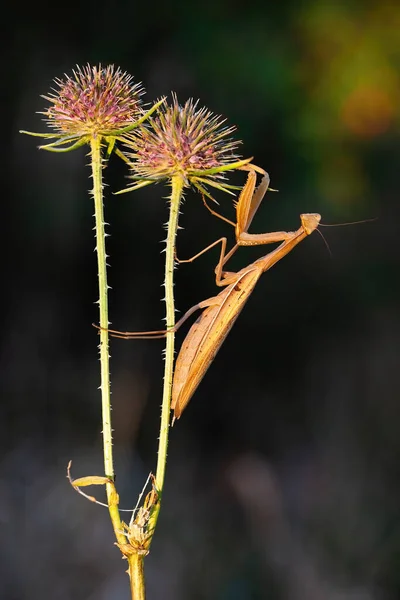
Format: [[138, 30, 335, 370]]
[[177, 163, 294, 284], [200, 163, 279, 244]]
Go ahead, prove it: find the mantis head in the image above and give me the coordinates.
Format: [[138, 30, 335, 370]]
[[300, 213, 321, 235]]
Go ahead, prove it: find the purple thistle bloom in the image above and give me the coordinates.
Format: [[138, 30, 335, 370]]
[[122, 95, 249, 196], [42, 64, 144, 137]]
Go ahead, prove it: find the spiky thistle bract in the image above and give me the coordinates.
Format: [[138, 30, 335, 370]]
[[20, 64, 165, 153], [119, 94, 252, 198]]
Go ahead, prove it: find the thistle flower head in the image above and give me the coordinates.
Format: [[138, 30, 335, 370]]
[[122, 94, 251, 197], [21, 64, 165, 153], [43, 64, 144, 137]]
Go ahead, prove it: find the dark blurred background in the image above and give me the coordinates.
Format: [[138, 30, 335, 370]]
[[3, 1, 400, 598]]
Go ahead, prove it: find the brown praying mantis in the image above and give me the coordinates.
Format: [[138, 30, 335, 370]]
[[103, 165, 320, 420]]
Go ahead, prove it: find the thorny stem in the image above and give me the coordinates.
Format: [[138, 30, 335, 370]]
[[90, 136, 126, 546], [149, 174, 184, 536]]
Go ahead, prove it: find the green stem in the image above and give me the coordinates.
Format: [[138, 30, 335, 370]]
[[127, 554, 146, 600], [90, 136, 125, 545], [150, 174, 184, 532]]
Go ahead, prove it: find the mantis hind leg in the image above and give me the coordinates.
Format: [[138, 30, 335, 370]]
[[94, 296, 219, 340]]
